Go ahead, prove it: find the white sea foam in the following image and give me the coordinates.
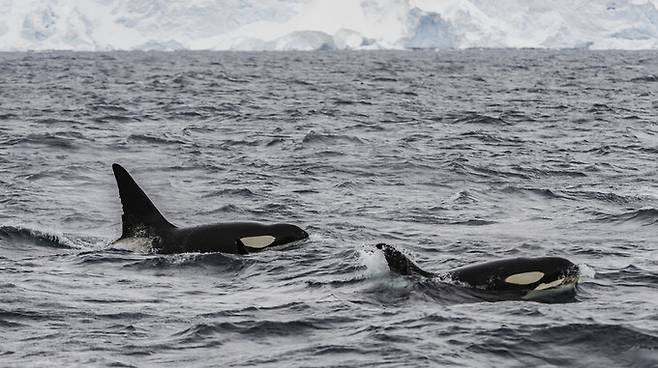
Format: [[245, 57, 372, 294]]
[[111, 237, 154, 253], [358, 247, 390, 278], [578, 263, 597, 279]]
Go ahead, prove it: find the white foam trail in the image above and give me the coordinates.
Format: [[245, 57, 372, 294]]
[[110, 237, 154, 253], [358, 247, 390, 278], [578, 263, 597, 279]]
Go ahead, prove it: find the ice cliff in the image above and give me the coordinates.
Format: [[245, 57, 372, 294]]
[[1, 0, 657, 51]]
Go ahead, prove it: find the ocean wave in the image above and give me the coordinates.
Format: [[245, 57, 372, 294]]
[[301, 131, 364, 145], [0, 318, 23, 328], [122, 253, 249, 272], [201, 188, 258, 199], [596, 265, 658, 285], [0, 113, 18, 120], [171, 318, 344, 341], [458, 130, 524, 144], [2, 133, 77, 149], [592, 207, 658, 225], [72, 250, 143, 265], [470, 324, 658, 366], [630, 75, 658, 83], [502, 186, 569, 200], [459, 164, 531, 180], [89, 104, 129, 113], [127, 134, 186, 145], [564, 190, 643, 205], [451, 114, 512, 126], [0, 225, 77, 249]]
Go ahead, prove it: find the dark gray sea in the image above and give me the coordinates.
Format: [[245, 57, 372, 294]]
[[1, 50, 657, 367]]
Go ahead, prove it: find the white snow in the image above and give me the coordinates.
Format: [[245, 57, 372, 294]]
[[1, 0, 657, 51]]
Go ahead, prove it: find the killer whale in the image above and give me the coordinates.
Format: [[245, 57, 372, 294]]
[[375, 243, 579, 301], [112, 164, 308, 254]]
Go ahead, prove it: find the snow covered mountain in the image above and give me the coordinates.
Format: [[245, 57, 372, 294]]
[[1, 0, 658, 51]]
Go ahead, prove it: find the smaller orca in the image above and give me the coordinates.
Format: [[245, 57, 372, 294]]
[[112, 164, 309, 254], [375, 243, 579, 301]]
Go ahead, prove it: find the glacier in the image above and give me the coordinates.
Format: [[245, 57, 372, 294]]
[[1, 0, 658, 51]]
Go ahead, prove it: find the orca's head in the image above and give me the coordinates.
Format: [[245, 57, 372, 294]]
[[501, 257, 580, 291], [270, 223, 309, 245], [532, 257, 580, 290], [238, 223, 309, 251]]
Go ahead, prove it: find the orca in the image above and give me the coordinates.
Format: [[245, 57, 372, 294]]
[[112, 163, 309, 254], [375, 243, 579, 301]]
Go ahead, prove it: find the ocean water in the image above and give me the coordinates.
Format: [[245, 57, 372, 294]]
[[0, 50, 657, 367]]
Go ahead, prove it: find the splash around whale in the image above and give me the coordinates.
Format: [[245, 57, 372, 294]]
[[375, 243, 580, 303], [111, 164, 309, 254]]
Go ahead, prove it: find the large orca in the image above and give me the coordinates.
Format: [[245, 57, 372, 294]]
[[375, 243, 579, 301], [112, 164, 309, 254]]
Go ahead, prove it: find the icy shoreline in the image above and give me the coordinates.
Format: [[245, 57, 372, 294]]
[[2, 0, 658, 51]]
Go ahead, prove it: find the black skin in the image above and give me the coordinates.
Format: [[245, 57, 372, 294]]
[[375, 243, 579, 293], [112, 163, 308, 254], [375, 243, 436, 278], [157, 223, 308, 254]]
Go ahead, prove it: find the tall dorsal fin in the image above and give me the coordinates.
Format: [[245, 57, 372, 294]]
[[112, 164, 175, 239]]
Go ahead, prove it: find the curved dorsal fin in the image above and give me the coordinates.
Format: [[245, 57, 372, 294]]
[[375, 243, 437, 278], [112, 164, 175, 239]]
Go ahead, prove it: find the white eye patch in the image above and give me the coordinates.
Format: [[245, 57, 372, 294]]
[[504, 271, 544, 285], [240, 235, 276, 249], [534, 277, 565, 290]]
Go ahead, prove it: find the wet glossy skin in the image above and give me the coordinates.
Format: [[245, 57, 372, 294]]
[[113, 163, 308, 254], [376, 243, 579, 295]]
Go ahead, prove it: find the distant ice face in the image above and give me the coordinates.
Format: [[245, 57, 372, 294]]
[[1, 0, 657, 51], [21, 4, 57, 42]]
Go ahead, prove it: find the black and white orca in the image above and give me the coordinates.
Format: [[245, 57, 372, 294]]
[[375, 243, 579, 301], [112, 164, 309, 254]]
